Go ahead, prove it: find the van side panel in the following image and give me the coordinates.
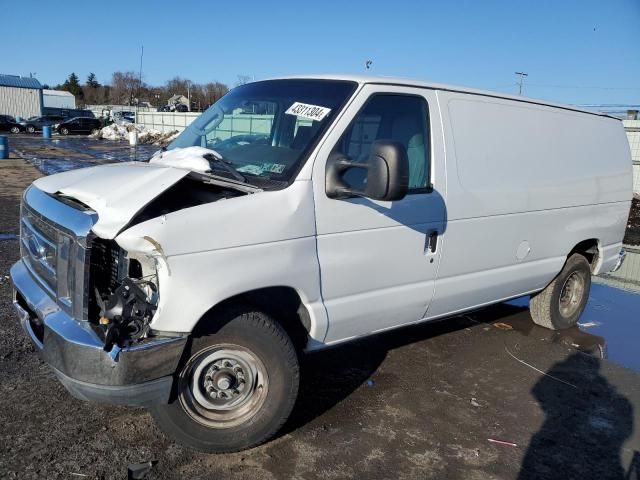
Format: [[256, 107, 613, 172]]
[[427, 91, 632, 319]]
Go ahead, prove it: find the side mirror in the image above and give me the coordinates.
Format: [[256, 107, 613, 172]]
[[326, 140, 409, 201]]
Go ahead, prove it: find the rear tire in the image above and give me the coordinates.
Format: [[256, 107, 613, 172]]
[[530, 253, 591, 330], [150, 307, 299, 453], [27, 125, 35, 134]]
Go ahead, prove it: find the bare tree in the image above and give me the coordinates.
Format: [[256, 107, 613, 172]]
[[166, 76, 191, 97], [111, 71, 142, 105], [236, 74, 252, 86]]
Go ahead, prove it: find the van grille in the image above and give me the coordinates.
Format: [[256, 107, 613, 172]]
[[20, 187, 96, 321]]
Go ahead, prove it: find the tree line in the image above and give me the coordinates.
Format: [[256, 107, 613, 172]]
[[50, 72, 233, 111]]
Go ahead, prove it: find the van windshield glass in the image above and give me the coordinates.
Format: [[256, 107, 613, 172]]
[[168, 79, 356, 186]]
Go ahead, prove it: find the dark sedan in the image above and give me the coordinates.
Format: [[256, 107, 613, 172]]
[[56, 117, 102, 135], [22, 115, 65, 133], [0, 116, 24, 133]]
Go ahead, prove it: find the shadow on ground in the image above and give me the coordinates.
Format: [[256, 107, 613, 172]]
[[518, 353, 634, 480]]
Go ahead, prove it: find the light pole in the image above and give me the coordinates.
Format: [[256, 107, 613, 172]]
[[515, 71, 528, 95]]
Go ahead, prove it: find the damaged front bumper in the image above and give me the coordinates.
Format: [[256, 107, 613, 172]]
[[10, 260, 187, 407]]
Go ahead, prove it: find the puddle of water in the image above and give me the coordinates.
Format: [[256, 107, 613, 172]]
[[10, 136, 159, 175], [0, 233, 17, 240], [503, 283, 640, 372]]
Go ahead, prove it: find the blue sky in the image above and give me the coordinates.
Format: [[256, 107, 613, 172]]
[[1, 0, 639, 105]]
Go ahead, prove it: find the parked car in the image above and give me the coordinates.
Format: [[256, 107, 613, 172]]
[[174, 103, 189, 112], [55, 117, 102, 135], [9, 75, 632, 453], [21, 115, 65, 133], [0, 116, 24, 133]]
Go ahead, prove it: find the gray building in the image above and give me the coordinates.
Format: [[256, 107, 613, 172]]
[[0, 74, 43, 119], [43, 89, 76, 109]]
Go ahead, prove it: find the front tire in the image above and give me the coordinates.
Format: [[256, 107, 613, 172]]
[[530, 253, 591, 330], [10, 126, 20, 134], [60, 127, 70, 135], [150, 307, 299, 453]]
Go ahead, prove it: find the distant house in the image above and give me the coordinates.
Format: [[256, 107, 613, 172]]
[[167, 94, 189, 111], [0, 74, 43, 119], [43, 89, 76, 109]]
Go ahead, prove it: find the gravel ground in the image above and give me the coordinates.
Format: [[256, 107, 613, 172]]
[[1, 144, 640, 479]]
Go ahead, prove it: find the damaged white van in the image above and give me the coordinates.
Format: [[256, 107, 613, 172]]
[[11, 75, 632, 452]]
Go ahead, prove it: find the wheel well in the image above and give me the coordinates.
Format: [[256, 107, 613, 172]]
[[569, 239, 599, 270], [193, 287, 311, 352]]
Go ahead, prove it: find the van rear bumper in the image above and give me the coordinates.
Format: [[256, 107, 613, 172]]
[[10, 260, 186, 407]]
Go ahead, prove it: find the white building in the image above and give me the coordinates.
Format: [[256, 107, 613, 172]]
[[0, 74, 43, 118], [43, 89, 76, 109]]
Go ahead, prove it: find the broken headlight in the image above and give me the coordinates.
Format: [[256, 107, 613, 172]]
[[90, 239, 159, 350]]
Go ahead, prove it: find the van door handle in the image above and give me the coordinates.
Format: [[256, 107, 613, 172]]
[[425, 230, 438, 254]]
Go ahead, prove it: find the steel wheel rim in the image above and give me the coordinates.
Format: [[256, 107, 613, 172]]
[[559, 272, 585, 318], [178, 344, 269, 428]]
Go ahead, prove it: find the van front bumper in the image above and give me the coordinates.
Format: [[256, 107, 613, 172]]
[[10, 260, 187, 407]]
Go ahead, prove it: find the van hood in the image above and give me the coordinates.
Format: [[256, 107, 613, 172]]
[[33, 162, 256, 239]]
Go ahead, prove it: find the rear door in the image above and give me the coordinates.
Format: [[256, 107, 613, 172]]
[[311, 84, 446, 344]]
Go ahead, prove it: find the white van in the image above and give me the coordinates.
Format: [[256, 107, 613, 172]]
[[11, 75, 632, 452]]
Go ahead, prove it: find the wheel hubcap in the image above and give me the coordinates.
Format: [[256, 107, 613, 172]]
[[559, 272, 585, 318], [178, 344, 268, 428]]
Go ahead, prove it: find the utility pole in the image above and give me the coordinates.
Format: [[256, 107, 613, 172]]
[[515, 71, 528, 95]]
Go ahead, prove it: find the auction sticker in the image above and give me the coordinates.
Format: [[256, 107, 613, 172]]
[[285, 102, 331, 122]]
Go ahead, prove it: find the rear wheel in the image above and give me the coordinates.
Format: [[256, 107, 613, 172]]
[[150, 307, 299, 453], [60, 127, 70, 135], [530, 253, 591, 330], [26, 125, 35, 134]]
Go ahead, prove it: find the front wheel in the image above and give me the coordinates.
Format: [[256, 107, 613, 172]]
[[10, 126, 20, 134], [150, 307, 299, 453], [530, 253, 592, 330], [60, 127, 69, 135]]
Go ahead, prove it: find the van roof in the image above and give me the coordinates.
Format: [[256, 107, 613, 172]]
[[269, 74, 616, 119]]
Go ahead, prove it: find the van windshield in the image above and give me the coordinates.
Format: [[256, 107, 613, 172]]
[[168, 79, 357, 187]]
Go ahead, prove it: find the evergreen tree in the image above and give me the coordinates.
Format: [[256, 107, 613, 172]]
[[86, 73, 100, 88], [59, 72, 83, 99]]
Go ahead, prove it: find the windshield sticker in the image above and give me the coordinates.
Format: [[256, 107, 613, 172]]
[[285, 102, 331, 122], [236, 163, 287, 175], [237, 165, 265, 175]]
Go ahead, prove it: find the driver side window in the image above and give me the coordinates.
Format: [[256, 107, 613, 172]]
[[335, 94, 430, 192]]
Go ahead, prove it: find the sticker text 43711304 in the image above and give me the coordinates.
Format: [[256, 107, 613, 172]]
[[285, 102, 332, 122]]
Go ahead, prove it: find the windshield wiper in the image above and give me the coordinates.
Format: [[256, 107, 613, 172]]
[[203, 151, 247, 183]]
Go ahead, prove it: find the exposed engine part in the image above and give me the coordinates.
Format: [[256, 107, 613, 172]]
[[95, 277, 157, 351], [89, 239, 161, 351]]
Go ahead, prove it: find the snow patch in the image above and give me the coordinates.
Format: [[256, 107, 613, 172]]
[[91, 124, 180, 146], [149, 146, 215, 173]]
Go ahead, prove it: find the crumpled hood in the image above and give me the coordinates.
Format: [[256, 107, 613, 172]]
[[33, 162, 193, 239]]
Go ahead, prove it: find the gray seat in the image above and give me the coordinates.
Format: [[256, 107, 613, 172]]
[[391, 115, 427, 189]]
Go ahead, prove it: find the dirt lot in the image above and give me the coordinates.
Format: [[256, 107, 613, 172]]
[[1, 146, 640, 479]]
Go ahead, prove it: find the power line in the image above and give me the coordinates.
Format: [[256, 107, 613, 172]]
[[526, 83, 640, 91]]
